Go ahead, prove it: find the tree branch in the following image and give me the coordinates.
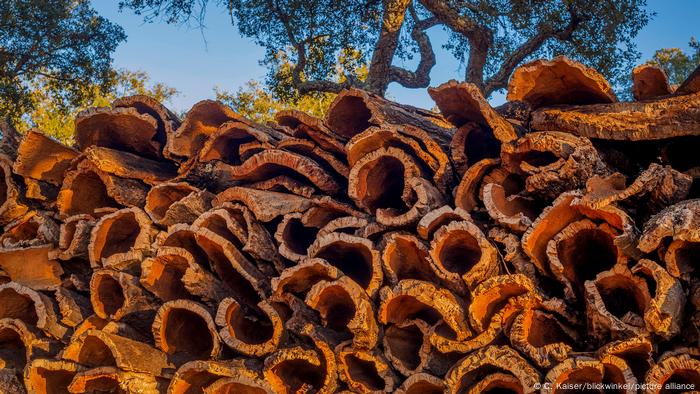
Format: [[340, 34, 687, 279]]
[[418, 0, 492, 89], [482, 11, 582, 96], [265, 0, 352, 95], [388, 6, 438, 88], [366, 0, 412, 94]]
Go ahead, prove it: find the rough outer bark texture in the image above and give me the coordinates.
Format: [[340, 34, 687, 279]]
[[531, 92, 700, 140]]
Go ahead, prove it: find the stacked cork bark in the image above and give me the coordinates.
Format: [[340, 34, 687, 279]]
[[1, 56, 699, 393]]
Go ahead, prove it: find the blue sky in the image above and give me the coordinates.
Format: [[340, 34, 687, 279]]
[[92, 0, 699, 112]]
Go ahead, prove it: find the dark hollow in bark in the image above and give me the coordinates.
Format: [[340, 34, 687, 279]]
[[384, 323, 423, 372], [559, 229, 618, 289], [62, 171, 119, 216], [434, 229, 482, 275], [343, 353, 385, 391], [310, 237, 375, 291], [0, 288, 38, 325], [595, 275, 648, 319], [357, 156, 407, 212], [92, 274, 125, 317], [325, 96, 372, 139], [158, 307, 215, 360], [223, 303, 273, 345], [76, 335, 117, 367], [0, 324, 27, 370]]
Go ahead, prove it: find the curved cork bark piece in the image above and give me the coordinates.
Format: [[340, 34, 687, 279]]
[[167, 359, 254, 394], [468, 274, 535, 332], [638, 199, 700, 254], [585, 266, 651, 342], [13, 130, 78, 186], [507, 56, 617, 108], [345, 125, 452, 192], [454, 158, 501, 211], [0, 154, 28, 225], [215, 297, 283, 357], [383, 319, 431, 375], [271, 258, 341, 297], [0, 318, 55, 372], [376, 177, 444, 228], [307, 232, 382, 298], [67, 366, 167, 394], [205, 375, 275, 394], [644, 352, 700, 394], [145, 182, 214, 226], [582, 164, 692, 213], [82, 146, 177, 185], [378, 279, 470, 341], [153, 299, 221, 364], [546, 218, 625, 301], [57, 160, 148, 217], [522, 190, 593, 276], [62, 329, 174, 376], [445, 345, 540, 394], [192, 227, 268, 307], [542, 357, 606, 394], [509, 307, 579, 369], [214, 187, 312, 222], [197, 120, 282, 166], [75, 106, 163, 159], [0, 281, 66, 339], [274, 212, 320, 262], [632, 64, 673, 101], [277, 138, 348, 180], [113, 94, 181, 142], [215, 149, 341, 195], [54, 287, 92, 328], [482, 182, 539, 233], [88, 207, 156, 270], [336, 343, 398, 393], [325, 88, 453, 141], [348, 147, 421, 215], [596, 336, 654, 383], [263, 346, 328, 394], [381, 232, 437, 286], [429, 220, 499, 294], [395, 373, 445, 394], [24, 359, 85, 394], [416, 205, 471, 240], [276, 109, 346, 154], [166, 100, 242, 160], [0, 244, 62, 290], [194, 203, 279, 267], [143, 247, 228, 304], [89, 269, 157, 324], [1, 211, 58, 248], [675, 63, 700, 96], [531, 92, 700, 140], [429, 80, 518, 144], [631, 259, 685, 339], [450, 123, 503, 177], [501, 131, 610, 199], [305, 276, 378, 349]]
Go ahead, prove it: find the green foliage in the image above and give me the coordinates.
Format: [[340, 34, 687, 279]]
[[1, 0, 126, 121], [215, 80, 334, 123], [121, 0, 651, 98], [646, 37, 700, 86], [18, 70, 178, 144]]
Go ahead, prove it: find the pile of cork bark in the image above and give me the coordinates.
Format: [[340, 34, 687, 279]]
[[0, 56, 699, 393]]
